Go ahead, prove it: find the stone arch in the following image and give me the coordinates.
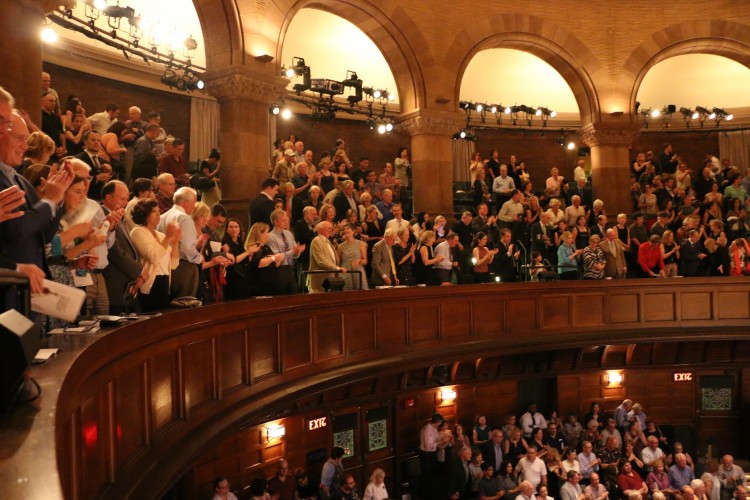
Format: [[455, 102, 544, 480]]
[[625, 20, 750, 113], [192, 0, 246, 69], [275, 0, 431, 112], [445, 14, 602, 125]]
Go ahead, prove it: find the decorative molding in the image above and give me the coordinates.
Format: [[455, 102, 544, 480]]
[[204, 66, 288, 103], [397, 109, 465, 137], [579, 122, 642, 148]]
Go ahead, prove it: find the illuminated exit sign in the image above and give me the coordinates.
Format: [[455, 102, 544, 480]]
[[307, 416, 328, 431], [673, 372, 693, 382]]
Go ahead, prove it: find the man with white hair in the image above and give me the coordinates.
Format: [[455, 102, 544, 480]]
[[614, 399, 633, 431], [669, 453, 695, 490], [719, 455, 747, 500], [158, 187, 200, 297], [155, 173, 176, 214], [640, 436, 664, 472], [584, 473, 608, 500], [371, 227, 399, 286], [307, 221, 346, 293], [267, 209, 305, 294]]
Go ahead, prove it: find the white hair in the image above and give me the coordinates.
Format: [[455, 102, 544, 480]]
[[173, 186, 197, 204]]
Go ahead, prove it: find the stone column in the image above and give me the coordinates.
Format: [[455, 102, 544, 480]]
[[0, 0, 73, 117], [399, 109, 465, 218], [204, 66, 287, 219], [579, 122, 642, 217]]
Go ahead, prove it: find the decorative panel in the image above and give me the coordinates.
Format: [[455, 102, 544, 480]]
[[472, 298, 505, 336], [368, 420, 387, 451], [376, 306, 408, 346], [411, 303, 440, 342], [249, 324, 280, 382], [115, 363, 146, 468], [150, 350, 178, 433], [542, 296, 571, 329], [219, 330, 246, 394], [574, 294, 605, 325], [284, 319, 311, 370], [645, 293, 675, 321], [316, 314, 344, 361], [441, 301, 472, 337], [184, 339, 214, 412], [717, 292, 749, 319], [333, 429, 355, 458], [79, 389, 110, 499], [345, 310, 376, 353], [681, 292, 712, 320], [609, 294, 639, 323], [507, 298, 536, 331]]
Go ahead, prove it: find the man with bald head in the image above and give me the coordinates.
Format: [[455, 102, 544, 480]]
[[669, 453, 695, 490], [307, 221, 346, 293], [719, 455, 747, 500]]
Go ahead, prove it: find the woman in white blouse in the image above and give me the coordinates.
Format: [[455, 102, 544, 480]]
[[130, 199, 180, 311], [363, 468, 388, 500]]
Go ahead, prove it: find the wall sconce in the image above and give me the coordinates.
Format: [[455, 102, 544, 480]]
[[605, 371, 623, 386], [440, 388, 457, 402], [266, 425, 286, 441]]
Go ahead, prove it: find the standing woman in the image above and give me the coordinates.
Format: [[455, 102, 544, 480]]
[[660, 230, 679, 277], [558, 231, 582, 280], [392, 227, 416, 285], [318, 157, 336, 194], [473, 415, 490, 445], [221, 218, 257, 300], [363, 469, 388, 500], [62, 96, 86, 131], [469, 151, 483, 184], [433, 215, 448, 244], [472, 231, 498, 283], [394, 147, 410, 189], [337, 224, 369, 290], [244, 222, 284, 296], [64, 114, 90, 156], [130, 199, 181, 311], [415, 230, 443, 286], [572, 215, 590, 250]]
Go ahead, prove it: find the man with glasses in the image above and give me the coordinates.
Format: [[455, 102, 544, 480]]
[[212, 476, 238, 500], [41, 91, 65, 159], [332, 474, 359, 500], [267, 459, 295, 500]]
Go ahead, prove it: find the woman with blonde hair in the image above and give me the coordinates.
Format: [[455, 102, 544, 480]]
[[363, 468, 388, 500], [21, 131, 56, 173], [660, 230, 679, 277], [244, 222, 284, 295]]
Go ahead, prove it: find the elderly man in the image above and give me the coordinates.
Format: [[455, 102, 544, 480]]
[[584, 473, 609, 500], [273, 148, 296, 184], [561, 471, 588, 500], [371, 227, 399, 286], [614, 400, 633, 431], [333, 179, 358, 222], [482, 430, 505, 477], [641, 436, 664, 472], [668, 453, 695, 490], [601, 228, 627, 278], [267, 209, 305, 295], [41, 91, 66, 158], [155, 173, 176, 214], [292, 206, 317, 271], [158, 187, 200, 298], [0, 101, 72, 298], [308, 221, 346, 293], [518, 480, 537, 500], [579, 440, 601, 481], [132, 123, 161, 180], [719, 455, 747, 500]]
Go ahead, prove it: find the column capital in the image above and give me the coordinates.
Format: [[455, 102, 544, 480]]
[[204, 65, 288, 104], [397, 109, 465, 137], [579, 122, 642, 148], [21, 0, 76, 14]]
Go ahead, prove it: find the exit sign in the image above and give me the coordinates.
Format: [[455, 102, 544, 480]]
[[307, 416, 327, 431], [673, 372, 693, 382]]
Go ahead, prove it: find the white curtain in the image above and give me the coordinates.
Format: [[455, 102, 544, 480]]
[[452, 139, 475, 183], [189, 97, 220, 161], [719, 130, 750, 172]]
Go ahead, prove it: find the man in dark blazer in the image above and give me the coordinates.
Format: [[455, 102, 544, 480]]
[[495, 228, 519, 282], [101, 180, 143, 314], [481, 429, 505, 477], [530, 212, 555, 261], [292, 206, 317, 272], [248, 178, 279, 227], [447, 446, 474, 499], [281, 182, 305, 225], [74, 130, 111, 200], [333, 180, 359, 222], [679, 229, 706, 277]]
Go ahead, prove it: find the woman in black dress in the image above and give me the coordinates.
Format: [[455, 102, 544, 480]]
[[392, 227, 416, 285], [361, 205, 384, 278], [245, 222, 283, 296], [221, 218, 259, 300], [415, 230, 442, 286]]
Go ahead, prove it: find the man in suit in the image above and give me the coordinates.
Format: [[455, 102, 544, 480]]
[[0, 104, 73, 304], [101, 180, 145, 314], [370, 227, 399, 286], [679, 229, 706, 277], [307, 221, 346, 293], [448, 445, 474, 499], [601, 228, 627, 279], [281, 182, 305, 225], [333, 180, 358, 222], [568, 177, 593, 209], [248, 178, 279, 227], [589, 214, 608, 240], [74, 130, 111, 200], [531, 212, 554, 261], [495, 228, 520, 282], [482, 430, 506, 477]]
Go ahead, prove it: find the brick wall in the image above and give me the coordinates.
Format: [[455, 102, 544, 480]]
[[42, 62, 192, 156]]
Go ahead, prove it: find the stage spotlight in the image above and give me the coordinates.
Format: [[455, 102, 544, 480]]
[[280, 108, 292, 119], [504, 106, 512, 115], [475, 103, 484, 112], [387, 91, 396, 101], [650, 109, 660, 118], [41, 27, 58, 43], [373, 89, 382, 99], [385, 122, 393, 132], [459, 130, 467, 139], [270, 104, 280, 115], [283, 66, 295, 78], [489, 105, 498, 114], [377, 123, 386, 134], [567, 142, 576, 150]]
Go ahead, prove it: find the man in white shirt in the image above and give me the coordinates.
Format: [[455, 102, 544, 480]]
[[520, 402, 548, 439], [267, 209, 305, 294], [641, 436, 664, 472], [158, 187, 200, 297], [614, 399, 633, 431], [516, 446, 547, 491], [434, 233, 459, 284], [385, 203, 410, 235], [492, 164, 516, 203], [518, 480, 537, 500], [419, 413, 444, 499], [88, 103, 120, 135]]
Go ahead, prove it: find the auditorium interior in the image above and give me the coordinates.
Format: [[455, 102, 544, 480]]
[[1, 1, 750, 499]]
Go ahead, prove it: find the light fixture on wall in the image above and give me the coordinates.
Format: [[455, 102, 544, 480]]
[[440, 388, 457, 402], [266, 425, 286, 441], [605, 371, 623, 386]]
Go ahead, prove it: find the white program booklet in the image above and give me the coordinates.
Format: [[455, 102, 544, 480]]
[[31, 279, 87, 322]]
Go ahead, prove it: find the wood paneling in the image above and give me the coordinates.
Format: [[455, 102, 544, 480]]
[[250, 324, 280, 382], [284, 319, 311, 370], [150, 351, 179, 434], [316, 313, 344, 361], [219, 330, 246, 395], [411, 303, 440, 342], [609, 294, 639, 323], [183, 339, 215, 412], [114, 364, 146, 469], [345, 310, 377, 353], [441, 301, 472, 338]]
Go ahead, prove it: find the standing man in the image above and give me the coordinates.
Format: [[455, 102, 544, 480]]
[[719, 455, 747, 500], [158, 187, 200, 298], [273, 148, 296, 185], [482, 430, 505, 477], [249, 178, 279, 226], [601, 228, 627, 279], [41, 72, 59, 113], [267, 209, 305, 295], [307, 221, 346, 293], [75, 130, 112, 200], [679, 229, 706, 277], [371, 227, 399, 286], [419, 413, 444, 499], [520, 402, 548, 439], [88, 103, 120, 135], [41, 91, 65, 159], [448, 445, 473, 500], [516, 446, 547, 492], [333, 180, 359, 222], [155, 173, 176, 214], [132, 123, 161, 181], [267, 459, 296, 500], [614, 400, 633, 432], [579, 441, 601, 482], [321, 447, 346, 498], [434, 233, 460, 284]]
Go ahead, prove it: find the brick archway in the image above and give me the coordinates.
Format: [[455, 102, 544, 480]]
[[624, 20, 750, 112], [276, 0, 430, 112], [192, 0, 246, 69], [445, 14, 602, 125]]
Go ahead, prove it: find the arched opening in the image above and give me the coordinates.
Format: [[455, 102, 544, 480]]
[[277, 0, 427, 113]]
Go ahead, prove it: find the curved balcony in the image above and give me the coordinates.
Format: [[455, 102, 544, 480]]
[[2, 278, 749, 499]]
